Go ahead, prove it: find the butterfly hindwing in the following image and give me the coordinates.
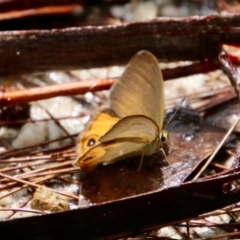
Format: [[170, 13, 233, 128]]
[[76, 140, 147, 172], [100, 115, 159, 144]]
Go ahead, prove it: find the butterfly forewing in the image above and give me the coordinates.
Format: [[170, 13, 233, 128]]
[[110, 50, 164, 130], [76, 109, 119, 156]]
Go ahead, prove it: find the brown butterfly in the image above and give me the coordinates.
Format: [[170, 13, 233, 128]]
[[75, 50, 167, 171]]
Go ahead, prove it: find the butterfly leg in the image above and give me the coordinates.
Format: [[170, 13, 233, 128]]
[[136, 150, 145, 172], [159, 148, 178, 175], [159, 148, 172, 166]]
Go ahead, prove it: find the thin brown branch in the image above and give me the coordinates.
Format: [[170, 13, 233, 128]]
[[0, 14, 240, 77], [27, 167, 77, 179], [195, 89, 236, 112], [194, 230, 240, 240], [217, 50, 240, 99], [0, 170, 74, 200], [0, 208, 45, 214], [0, 154, 66, 163], [6, 195, 33, 219], [0, 4, 80, 21], [0, 184, 28, 200], [0, 134, 77, 159], [193, 115, 240, 180], [0, 172, 78, 200], [35, 102, 74, 143], [0, 114, 85, 125], [0, 160, 53, 173], [17, 161, 75, 179], [0, 0, 86, 13], [0, 58, 238, 106], [0, 78, 114, 106], [0, 156, 75, 176], [0, 0, 128, 13]]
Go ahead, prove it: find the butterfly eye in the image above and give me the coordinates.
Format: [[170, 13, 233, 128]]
[[87, 138, 96, 147], [160, 131, 169, 143]]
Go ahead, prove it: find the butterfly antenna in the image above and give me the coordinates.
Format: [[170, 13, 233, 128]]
[[163, 98, 185, 132]]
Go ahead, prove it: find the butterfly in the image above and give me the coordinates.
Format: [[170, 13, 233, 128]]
[[75, 50, 168, 172]]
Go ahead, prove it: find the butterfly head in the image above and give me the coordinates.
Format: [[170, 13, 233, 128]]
[[160, 130, 169, 144]]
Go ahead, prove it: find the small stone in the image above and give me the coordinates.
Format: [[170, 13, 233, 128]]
[[31, 186, 68, 212]]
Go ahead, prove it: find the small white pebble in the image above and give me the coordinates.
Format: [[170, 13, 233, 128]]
[[13, 188, 29, 200], [110, 5, 125, 18], [133, 1, 158, 20], [12, 122, 46, 148], [0, 190, 14, 206], [158, 226, 182, 239], [0, 127, 18, 139]]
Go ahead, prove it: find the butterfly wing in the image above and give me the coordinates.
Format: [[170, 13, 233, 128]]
[[75, 140, 147, 172], [109, 50, 164, 129], [76, 109, 120, 156], [100, 115, 159, 143]]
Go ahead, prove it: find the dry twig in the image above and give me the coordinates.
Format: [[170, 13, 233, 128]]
[[0, 14, 240, 76]]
